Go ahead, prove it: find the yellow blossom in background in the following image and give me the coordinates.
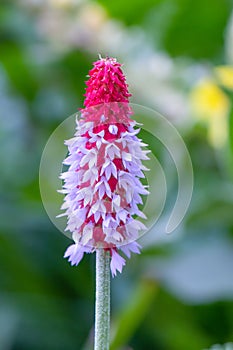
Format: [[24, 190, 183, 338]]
[[208, 113, 229, 149], [190, 79, 230, 148], [190, 79, 229, 120], [215, 65, 233, 90]]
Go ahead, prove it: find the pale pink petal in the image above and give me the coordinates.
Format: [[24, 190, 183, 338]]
[[110, 250, 126, 277], [64, 244, 92, 266], [120, 242, 141, 259]]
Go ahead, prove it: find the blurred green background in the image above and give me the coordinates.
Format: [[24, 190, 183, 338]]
[[1, 0, 233, 349]]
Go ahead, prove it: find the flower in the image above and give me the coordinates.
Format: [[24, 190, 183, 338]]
[[215, 65, 233, 90], [59, 57, 149, 276], [190, 79, 229, 119], [190, 78, 230, 148]]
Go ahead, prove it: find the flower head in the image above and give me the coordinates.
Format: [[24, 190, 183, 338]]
[[59, 57, 149, 276]]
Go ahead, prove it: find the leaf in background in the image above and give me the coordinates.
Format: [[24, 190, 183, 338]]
[[97, 0, 161, 25], [163, 0, 232, 60], [110, 279, 157, 350]]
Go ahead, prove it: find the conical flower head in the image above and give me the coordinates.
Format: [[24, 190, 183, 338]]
[[84, 56, 131, 107], [60, 57, 150, 277]]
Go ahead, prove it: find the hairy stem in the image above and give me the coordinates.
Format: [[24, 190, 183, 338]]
[[94, 249, 110, 350]]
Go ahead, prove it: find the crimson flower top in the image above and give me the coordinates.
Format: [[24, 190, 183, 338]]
[[84, 57, 131, 107]]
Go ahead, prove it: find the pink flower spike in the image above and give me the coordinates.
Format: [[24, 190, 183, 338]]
[[110, 249, 126, 277], [60, 56, 150, 276]]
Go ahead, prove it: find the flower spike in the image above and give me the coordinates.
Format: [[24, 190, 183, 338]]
[[60, 57, 149, 276]]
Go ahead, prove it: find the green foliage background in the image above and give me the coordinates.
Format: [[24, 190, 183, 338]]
[[0, 0, 233, 349]]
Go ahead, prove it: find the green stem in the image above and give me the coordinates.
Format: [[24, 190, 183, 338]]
[[94, 249, 110, 350]]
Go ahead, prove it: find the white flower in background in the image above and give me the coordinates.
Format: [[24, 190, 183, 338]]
[[205, 343, 233, 350]]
